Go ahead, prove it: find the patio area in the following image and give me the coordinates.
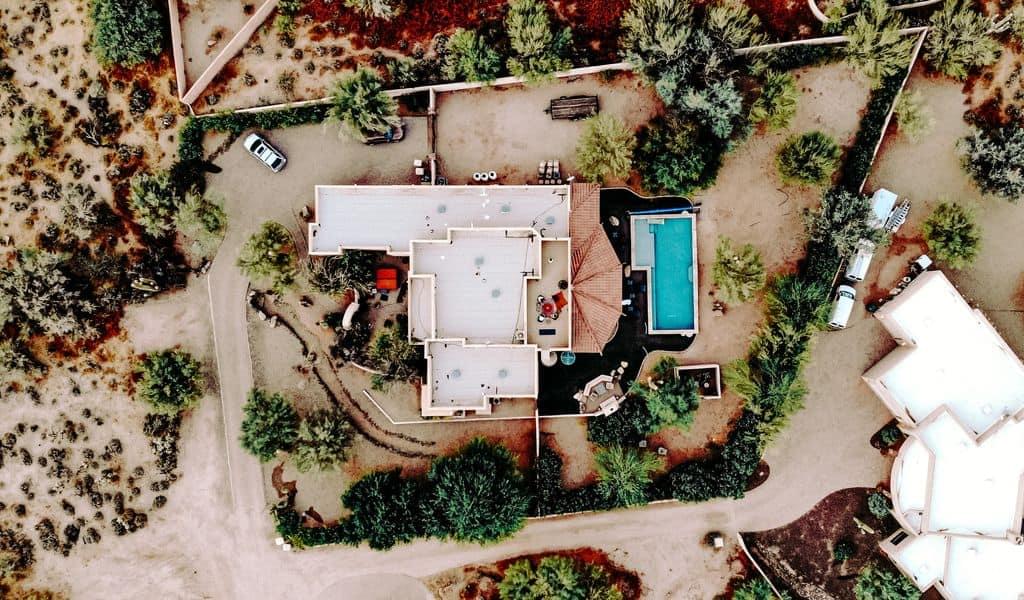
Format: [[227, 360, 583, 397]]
[[574, 364, 628, 415]]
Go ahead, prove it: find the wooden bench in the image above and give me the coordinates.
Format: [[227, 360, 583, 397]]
[[547, 95, 599, 120]]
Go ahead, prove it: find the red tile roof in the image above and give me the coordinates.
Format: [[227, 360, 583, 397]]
[[569, 183, 622, 354]]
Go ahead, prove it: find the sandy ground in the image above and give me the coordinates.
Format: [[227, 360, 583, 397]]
[[179, 0, 255, 86], [435, 71, 663, 184]]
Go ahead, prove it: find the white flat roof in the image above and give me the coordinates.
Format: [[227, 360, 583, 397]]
[[872, 271, 1024, 434], [891, 533, 947, 589], [426, 340, 537, 408], [943, 536, 1024, 600], [311, 185, 571, 254]]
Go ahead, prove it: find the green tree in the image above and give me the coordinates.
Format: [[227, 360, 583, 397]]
[[587, 397, 657, 446], [843, 0, 915, 84], [13, 108, 57, 156], [833, 538, 856, 562], [89, 0, 164, 67], [326, 68, 401, 141], [135, 349, 204, 414], [129, 170, 179, 238], [498, 556, 624, 600], [679, 78, 745, 140], [239, 388, 299, 461], [713, 237, 766, 302], [776, 131, 841, 186], [854, 563, 919, 600], [442, 28, 502, 83], [734, 577, 785, 600], [291, 408, 355, 472], [765, 275, 829, 332], [175, 191, 227, 256], [634, 116, 724, 195], [0, 250, 98, 340], [893, 91, 934, 142], [422, 438, 529, 543], [803, 188, 888, 257], [630, 357, 702, 432], [504, 0, 572, 82], [306, 252, 376, 296], [344, 0, 398, 19], [367, 320, 419, 385], [750, 70, 799, 130], [959, 123, 1024, 202], [340, 469, 424, 549], [575, 114, 636, 184], [924, 0, 1000, 80], [867, 491, 892, 518], [61, 183, 103, 241], [237, 222, 298, 293], [922, 202, 980, 269], [594, 446, 664, 507]]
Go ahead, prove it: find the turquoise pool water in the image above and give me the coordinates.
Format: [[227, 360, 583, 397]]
[[632, 216, 696, 331]]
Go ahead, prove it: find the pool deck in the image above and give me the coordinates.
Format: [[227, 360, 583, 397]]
[[629, 212, 699, 336]]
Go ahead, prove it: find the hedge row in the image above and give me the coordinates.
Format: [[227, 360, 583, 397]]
[[178, 104, 331, 162], [839, 73, 905, 192]]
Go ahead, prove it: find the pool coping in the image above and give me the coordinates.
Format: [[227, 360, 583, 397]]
[[628, 212, 699, 336]]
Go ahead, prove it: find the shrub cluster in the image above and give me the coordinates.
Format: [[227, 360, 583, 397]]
[[840, 73, 906, 192]]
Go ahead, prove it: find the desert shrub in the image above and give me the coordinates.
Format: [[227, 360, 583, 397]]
[[960, 123, 1024, 202], [89, 0, 164, 67], [339, 469, 425, 549], [422, 438, 529, 543], [345, 0, 398, 20], [326, 68, 401, 141], [498, 556, 624, 600], [854, 563, 919, 600], [366, 319, 419, 386], [276, 70, 297, 98], [442, 28, 502, 83], [237, 222, 298, 293], [13, 108, 57, 156], [239, 388, 299, 461], [776, 131, 841, 186], [924, 0, 1000, 80], [291, 409, 354, 472], [631, 357, 701, 432], [842, 0, 915, 84], [0, 527, 35, 582], [594, 446, 664, 507], [803, 188, 888, 257], [833, 539, 856, 562], [0, 249, 99, 340], [61, 184, 102, 241], [0, 340, 42, 385], [575, 114, 636, 184], [134, 350, 204, 415], [733, 578, 782, 600], [893, 90, 934, 142], [587, 397, 656, 446], [634, 116, 724, 195], [174, 191, 227, 256], [750, 70, 799, 130], [867, 491, 891, 518], [143, 413, 183, 474], [922, 202, 980, 268], [306, 252, 376, 296], [129, 170, 179, 238], [505, 0, 572, 82], [713, 237, 766, 302]]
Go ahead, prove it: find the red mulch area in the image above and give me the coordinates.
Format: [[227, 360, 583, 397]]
[[552, 0, 632, 61], [746, 0, 822, 40], [743, 487, 898, 598]]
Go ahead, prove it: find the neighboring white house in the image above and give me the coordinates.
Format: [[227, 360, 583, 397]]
[[309, 183, 622, 417], [863, 270, 1024, 600]]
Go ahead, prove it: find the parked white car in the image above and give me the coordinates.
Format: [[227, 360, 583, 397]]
[[243, 133, 286, 172], [828, 285, 857, 330]]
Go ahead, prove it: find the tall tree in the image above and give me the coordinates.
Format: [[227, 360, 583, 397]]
[[326, 68, 401, 141], [575, 114, 636, 184], [0, 249, 98, 340], [237, 222, 298, 293], [129, 170, 179, 238], [775, 131, 841, 186], [959, 123, 1024, 202], [630, 356, 702, 431], [854, 563, 919, 600], [713, 237, 766, 302], [442, 28, 502, 83], [750, 70, 799, 130], [90, 0, 164, 67], [306, 252, 376, 296], [498, 556, 624, 600], [924, 0, 1000, 80], [803, 188, 888, 256], [594, 446, 664, 507], [339, 469, 424, 549], [291, 408, 355, 472], [504, 0, 572, 82], [135, 349, 205, 415], [893, 90, 934, 142], [843, 0, 915, 83], [922, 202, 980, 269], [239, 388, 299, 461]]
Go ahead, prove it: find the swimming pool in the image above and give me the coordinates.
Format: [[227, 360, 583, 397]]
[[630, 214, 698, 334]]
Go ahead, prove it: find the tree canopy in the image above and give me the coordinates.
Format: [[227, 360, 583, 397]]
[[307, 251, 376, 296], [803, 188, 888, 257], [630, 357, 702, 432], [594, 446, 664, 507], [292, 408, 355, 472], [713, 236, 766, 302], [239, 388, 299, 462], [498, 556, 624, 600], [924, 0, 1000, 80], [344, 0, 399, 20], [89, 0, 164, 67], [842, 0, 915, 83], [959, 123, 1024, 202], [634, 116, 724, 195], [422, 438, 530, 543], [504, 0, 572, 82], [129, 170, 179, 238], [750, 70, 799, 131], [326, 68, 401, 141], [0, 249, 98, 340], [135, 350, 204, 415], [237, 222, 298, 293], [575, 114, 636, 184], [893, 90, 934, 143], [776, 131, 842, 186], [339, 469, 424, 550], [443, 28, 502, 83], [922, 202, 980, 269], [853, 563, 919, 600]]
